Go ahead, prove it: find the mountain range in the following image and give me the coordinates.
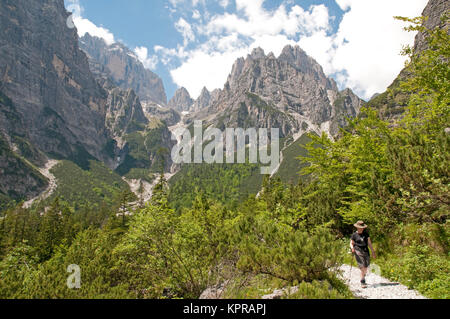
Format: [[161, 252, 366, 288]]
[[0, 0, 446, 208]]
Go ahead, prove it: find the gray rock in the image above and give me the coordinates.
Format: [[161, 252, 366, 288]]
[[193, 44, 363, 138], [191, 87, 211, 112], [80, 33, 167, 106], [142, 101, 181, 127], [0, 0, 115, 167], [413, 0, 450, 54], [168, 87, 194, 112]]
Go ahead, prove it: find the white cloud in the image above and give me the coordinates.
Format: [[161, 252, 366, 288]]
[[192, 10, 201, 20], [219, 0, 230, 8], [327, 0, 429, 98], [175, 18, 196, 46], [66, 0, 115, 45], [162, 0, 428, 100], [66, 0, 162, 70], [134, 46, 158, 70], [335, 0, 353, 11], [72, 17, 115, 45], [165, 2, 332, 97]]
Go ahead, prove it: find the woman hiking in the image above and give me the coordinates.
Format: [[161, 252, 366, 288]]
[[350, 221, 376, 288]]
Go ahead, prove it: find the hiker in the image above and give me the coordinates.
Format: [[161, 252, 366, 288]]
[[350, 221, 376, 288]]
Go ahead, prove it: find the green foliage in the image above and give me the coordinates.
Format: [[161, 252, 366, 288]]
[[0, 242, 39, 298], [287, 279, 352, 299], [36, 199, 72, 261], [168, 163, 262, 211], [379, 242, 449, 299], [116, 124, 172, 175], [300, 108, 396, 234], [297, 16, 449, 233], [274, 133, 312, 184], [43, 160, 129, 209], [235, 209, 344, 283], [22, 229, 131, 299], [113, 194, 234, 299]]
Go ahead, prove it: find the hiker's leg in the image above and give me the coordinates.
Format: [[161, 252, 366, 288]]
[[360, 267, 367, 281]]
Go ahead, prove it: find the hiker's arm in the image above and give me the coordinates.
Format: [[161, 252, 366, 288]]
[[350, 239, 355, 253], [368, 238, 376, 258]]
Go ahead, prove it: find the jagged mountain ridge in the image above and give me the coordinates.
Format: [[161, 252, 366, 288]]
[[80, 33, 167, 106], [0, 0, 116, 167], [0, 0, 173, 204], [187, 45, 363, 138], [168, 87, 194, 112], [80, 38, 176, 175], [81, 34, 182, 127], [168, 86, 221, 113]]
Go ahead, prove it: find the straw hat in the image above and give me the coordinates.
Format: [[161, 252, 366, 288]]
[[354, 220, 368, 229]]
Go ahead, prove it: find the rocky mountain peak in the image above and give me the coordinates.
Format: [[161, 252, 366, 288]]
[[267, 52, 276, 59], [278, 45, 331, 85], [248, 47, 266, 60], [168, 87, 194, 112], [191, 87, 219, 112], [191, 43, 362, 138], [80, 34, 167, 106], [199, 86, 210, 98]]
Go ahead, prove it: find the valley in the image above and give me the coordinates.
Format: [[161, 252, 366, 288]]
[[0, 0, 448, 301]]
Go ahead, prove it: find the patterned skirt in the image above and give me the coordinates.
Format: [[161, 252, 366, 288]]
[[354, 247, 370, 268]]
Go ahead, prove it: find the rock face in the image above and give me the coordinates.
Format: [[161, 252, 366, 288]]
[[0, 0, 116, 168], [190, 46, 362, 138], [0, 92, 48, 204], [86, 58, 148, 140], [105, 88, 148, 138], [191, 87, 211, 112], [85, 45, 175, 173], [413, 0, 449, 53], [0, 0, 174, 203], [80, 33, 167, 106], [369, 0, 449, 121], [168, 87, 194, 112], [142, 101, 181, 127]]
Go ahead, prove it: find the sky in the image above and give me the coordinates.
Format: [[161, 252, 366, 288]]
[[65, 0, 429, 101]]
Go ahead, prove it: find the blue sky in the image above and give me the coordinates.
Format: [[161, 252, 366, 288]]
[[65, 0, 428, 101]]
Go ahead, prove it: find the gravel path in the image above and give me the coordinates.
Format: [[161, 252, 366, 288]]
[[23, 159, 59, 209], [338, 264, 427, 299]]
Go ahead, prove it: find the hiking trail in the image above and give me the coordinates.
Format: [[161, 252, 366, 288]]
[[338, 264, 427, 299]]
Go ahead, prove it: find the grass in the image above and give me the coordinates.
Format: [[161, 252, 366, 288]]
[[168, 162, 262, 211], [275, 133, 312, 184], [40, 160, 130, 209]]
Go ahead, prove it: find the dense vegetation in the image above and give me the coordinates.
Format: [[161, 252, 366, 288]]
[[168, 163, 263, 211], [38, 160, 131, 209], [274, 133, 312, 184], [116, 121, 173, 177], [0, 17, 448, 299]]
